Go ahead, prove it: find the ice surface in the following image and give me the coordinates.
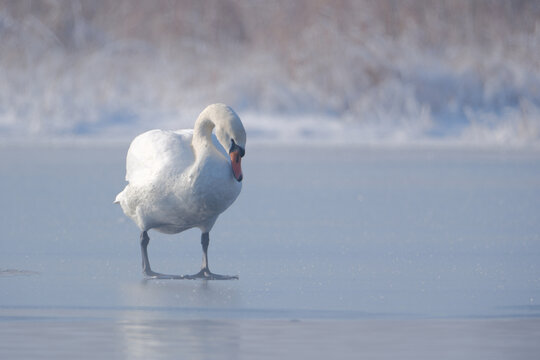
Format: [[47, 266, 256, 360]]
[[1, 145, 539, 359], [1, 316, 539, 360]]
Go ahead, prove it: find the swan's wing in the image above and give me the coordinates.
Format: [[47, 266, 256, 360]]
[[125, 129, 194, 184]]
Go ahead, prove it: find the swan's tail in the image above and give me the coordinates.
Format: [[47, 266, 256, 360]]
[[113, 191, 122, 204]]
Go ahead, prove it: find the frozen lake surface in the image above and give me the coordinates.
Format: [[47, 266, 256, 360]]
[[1, 144, 540, 359]]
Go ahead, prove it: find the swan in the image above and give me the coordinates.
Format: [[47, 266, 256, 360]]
[[114, 103, 246, 280]]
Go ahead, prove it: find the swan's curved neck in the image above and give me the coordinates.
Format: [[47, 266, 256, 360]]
[[192, 115, 216, 156]]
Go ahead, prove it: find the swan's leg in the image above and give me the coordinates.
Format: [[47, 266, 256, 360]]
[[140, 231, 157, 277], [201, 231, 210, 271], [140, 231, 184, 279], [184, 232, 238, 280]]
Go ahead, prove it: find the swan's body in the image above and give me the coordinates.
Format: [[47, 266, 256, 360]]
[[115, 104, 246, 279], [115, 129, 241, 234]]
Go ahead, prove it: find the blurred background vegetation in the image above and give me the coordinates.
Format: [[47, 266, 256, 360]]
[[0, 0, 539, 144]]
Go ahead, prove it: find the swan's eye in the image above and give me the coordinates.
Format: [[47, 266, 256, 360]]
[[230, 139, 245, 157]]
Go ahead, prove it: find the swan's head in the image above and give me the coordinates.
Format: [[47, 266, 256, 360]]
[[210, 104, 246, 182]]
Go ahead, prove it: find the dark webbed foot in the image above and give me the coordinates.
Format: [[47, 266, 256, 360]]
[[183, 268, 239, 280], [143, 269, 186, 280], [143, 266, 238, 280], [143, 270, 238, 280]]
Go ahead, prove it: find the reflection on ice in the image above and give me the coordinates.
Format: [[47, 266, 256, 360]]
[[117, 280, 243, 359], [119, 316, 240, 360], [120, 280, 241, 310]]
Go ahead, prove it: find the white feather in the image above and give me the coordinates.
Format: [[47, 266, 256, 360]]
[[115, 104, 245, 234]]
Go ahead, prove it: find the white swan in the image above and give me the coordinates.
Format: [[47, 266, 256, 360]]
[[115, 103, 246, 280]]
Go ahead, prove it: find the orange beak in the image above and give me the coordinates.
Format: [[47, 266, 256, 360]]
[[230, 150, 243, 182]]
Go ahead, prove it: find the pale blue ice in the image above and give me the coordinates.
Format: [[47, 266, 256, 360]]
[[1, 145, 539, 359]]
